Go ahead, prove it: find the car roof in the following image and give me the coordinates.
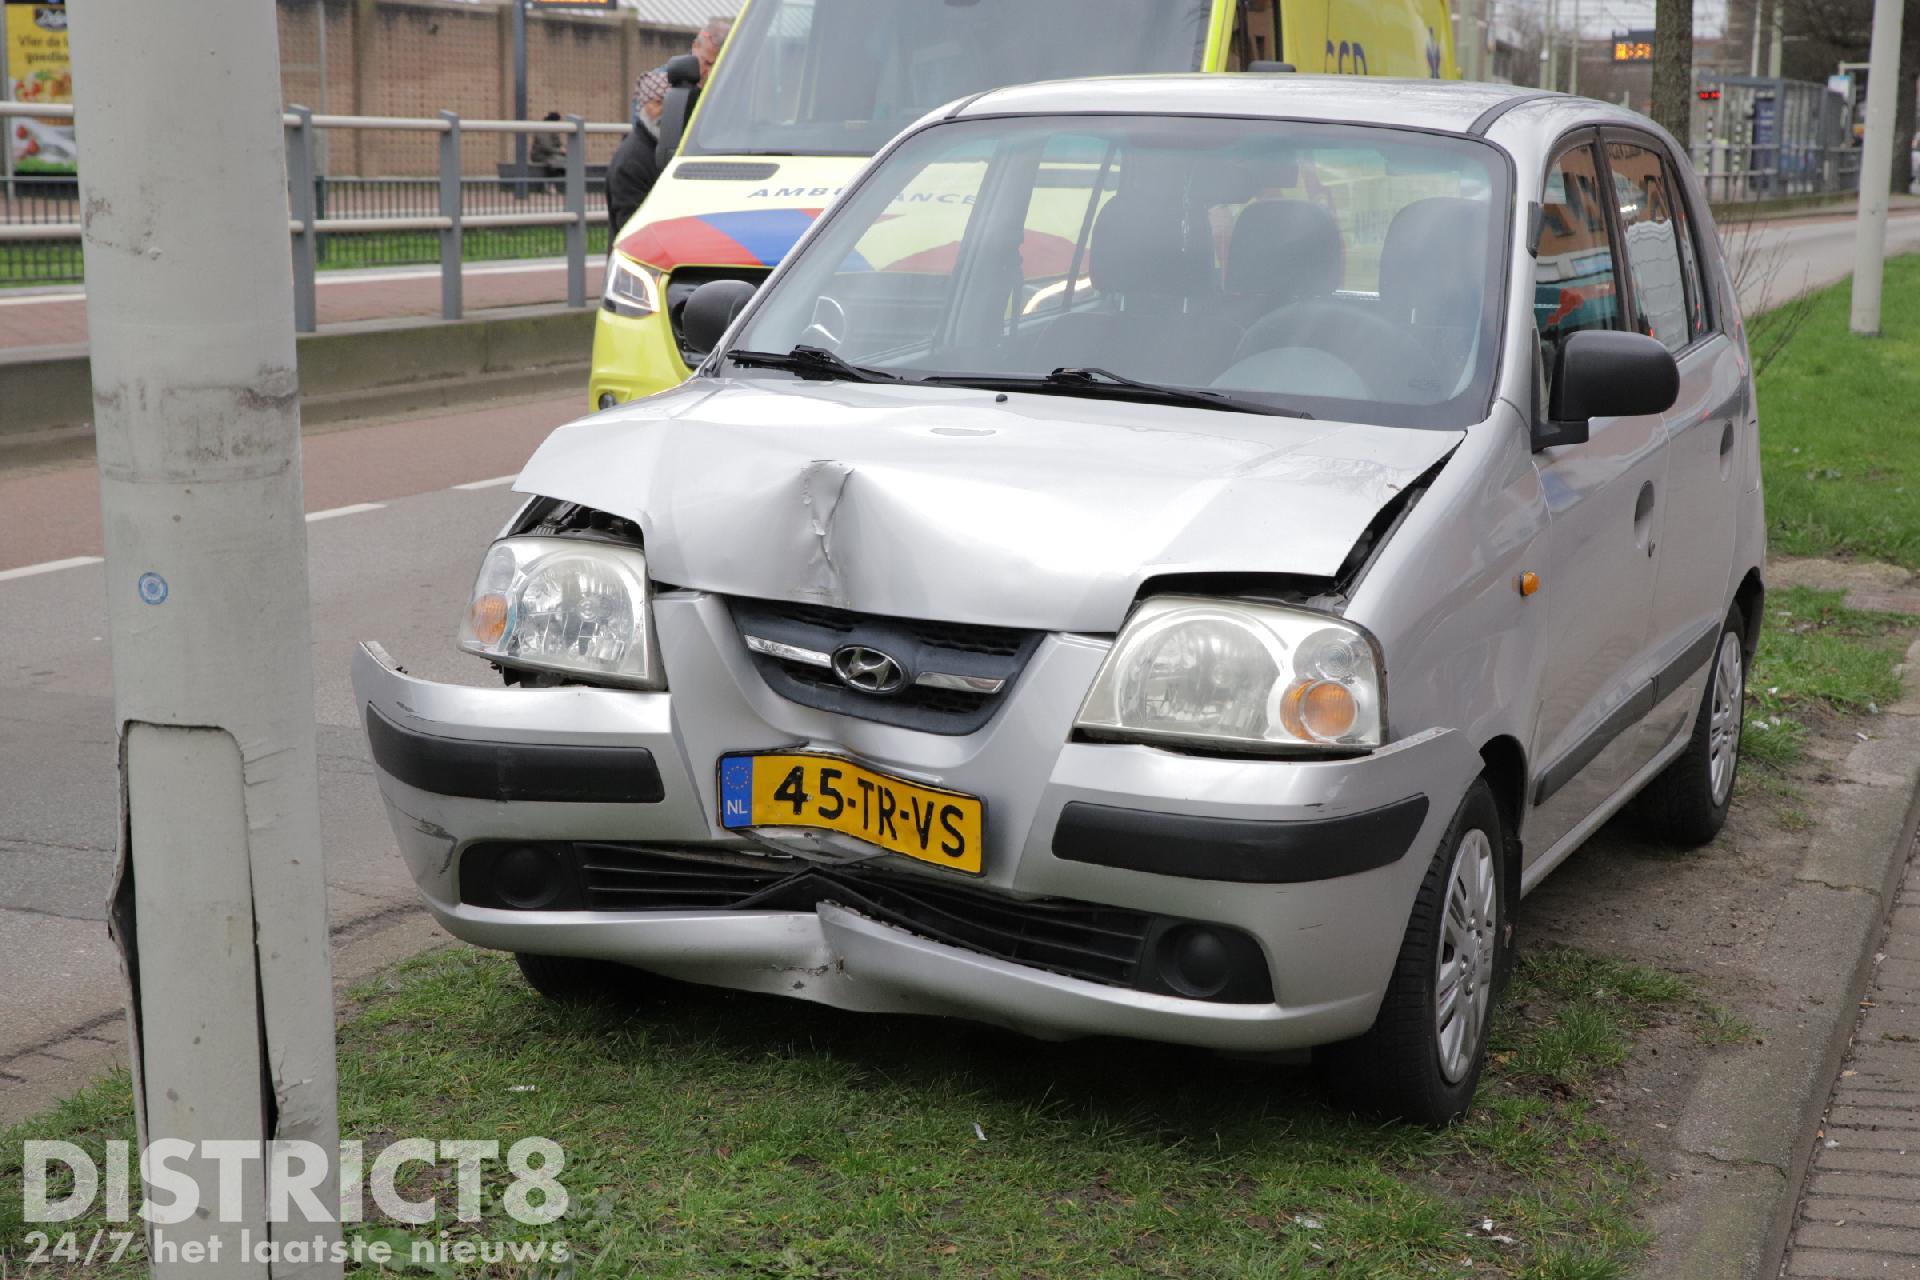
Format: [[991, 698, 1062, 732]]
[[949, 74, 1588, 138]]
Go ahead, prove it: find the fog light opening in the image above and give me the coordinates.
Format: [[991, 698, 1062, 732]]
[[492, 844, 568, 910], [1156, 925, 1235, 1000], [597, 392, 619, 411]]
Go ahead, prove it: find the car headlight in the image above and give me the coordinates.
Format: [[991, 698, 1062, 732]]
[[1075, 597, 1383, 753], [602, 254, 662, 318], [456, 536, 662, 688]]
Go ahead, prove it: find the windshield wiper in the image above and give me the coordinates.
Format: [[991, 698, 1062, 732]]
[[725, 345, 901, 384], [924, 366, 1312, 418]]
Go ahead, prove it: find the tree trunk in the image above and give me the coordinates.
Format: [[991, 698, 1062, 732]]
[[1652, 0, 1696, 151]]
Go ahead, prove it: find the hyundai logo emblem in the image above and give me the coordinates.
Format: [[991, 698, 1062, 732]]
[[831, 644, 908, 695]]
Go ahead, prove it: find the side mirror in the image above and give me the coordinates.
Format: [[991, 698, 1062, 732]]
[[1532, 329, 1679, 451], [681, 278, 758, 357], [654, 54, 703, 168]]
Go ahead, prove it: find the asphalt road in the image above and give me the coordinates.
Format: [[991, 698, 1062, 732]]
[[1730, 204, 1920, 313], [0, 393, 580, 1091]]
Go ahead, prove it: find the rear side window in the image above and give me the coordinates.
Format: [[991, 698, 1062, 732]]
[[1605, 139, 1707, 351], [1535, 144, 1623, 350]]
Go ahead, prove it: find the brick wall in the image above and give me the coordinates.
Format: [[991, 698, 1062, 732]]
[[276, 0, 696, 175]]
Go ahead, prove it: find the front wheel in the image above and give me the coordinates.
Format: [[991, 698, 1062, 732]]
[[1318, 779, 1507, 1126], [514, 952, 629, 1003], [1633, 604, 1747, 848]]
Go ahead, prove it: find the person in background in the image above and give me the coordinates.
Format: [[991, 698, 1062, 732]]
[[608, 20, 733, 240], [692, 17, 732, 81], [629, 17, 731, 123], [607, 68, 671, 242], [527, 111, 566, 188]]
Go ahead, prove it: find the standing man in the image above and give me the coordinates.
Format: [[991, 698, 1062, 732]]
[[607, 67, 670, 242], [609, 18, 732, 241], [630, 19, 729, 124]]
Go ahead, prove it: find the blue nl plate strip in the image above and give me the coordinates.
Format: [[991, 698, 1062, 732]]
[[719, 754, 753, 828]]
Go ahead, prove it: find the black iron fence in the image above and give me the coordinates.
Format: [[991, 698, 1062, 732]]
[[0, 173, 83, 285]]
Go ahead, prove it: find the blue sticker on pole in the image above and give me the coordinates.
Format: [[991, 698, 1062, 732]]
[[137, 572, 168, 605]]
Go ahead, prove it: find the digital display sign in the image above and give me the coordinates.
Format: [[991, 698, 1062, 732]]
[[1612, 31, 1654, 62]]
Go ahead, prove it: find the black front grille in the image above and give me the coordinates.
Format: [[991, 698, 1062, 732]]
[[579, 844, 787, 909], [587, 848, 1145, 985], [728, 598, 1040, 735], [461, 842, 1272, 1003]]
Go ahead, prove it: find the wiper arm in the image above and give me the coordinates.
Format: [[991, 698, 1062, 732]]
[[921, 367, 1310, 418], [725, 345, 900, 384], [1045, 367, 1312, 418]]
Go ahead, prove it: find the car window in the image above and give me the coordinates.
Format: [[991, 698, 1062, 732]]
[[1605, 139, 1698, 352], [1535, 143, 1623, 352], [1226, 0, 1283, 69], [732, 115, 1511, 429]]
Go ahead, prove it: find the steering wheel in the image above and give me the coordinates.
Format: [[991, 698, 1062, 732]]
[[1232, 298, 1440, 400]]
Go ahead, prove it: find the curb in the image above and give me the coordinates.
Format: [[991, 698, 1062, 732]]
[[0, 304, 596, 443], [0, 902, 447, 1129], [1642, 637, 1920, 1279], [1710, 192, 1920, 226]]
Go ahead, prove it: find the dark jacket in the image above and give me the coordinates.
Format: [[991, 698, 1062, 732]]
[[528, 131, 565, 170], [606, 126, 663, 243]]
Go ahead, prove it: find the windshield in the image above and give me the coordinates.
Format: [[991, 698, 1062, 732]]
[[728, 115, 1510, 428], [685, 0, 1212, 158]]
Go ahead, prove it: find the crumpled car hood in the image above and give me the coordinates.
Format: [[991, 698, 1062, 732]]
[[513, 377, 1462, 632]]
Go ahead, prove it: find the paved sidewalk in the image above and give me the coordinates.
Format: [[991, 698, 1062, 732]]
[[1783, 822, 1920, 1278], [0, 257, 604, 353]]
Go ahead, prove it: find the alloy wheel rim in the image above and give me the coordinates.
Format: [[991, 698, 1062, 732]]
[[1708, 631, 1744, 808], [1435, 828, 1498, 1085]]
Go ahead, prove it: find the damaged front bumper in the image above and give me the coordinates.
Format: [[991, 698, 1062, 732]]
[[352, 594, 1482, 1052]]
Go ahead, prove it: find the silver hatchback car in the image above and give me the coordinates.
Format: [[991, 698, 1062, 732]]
[[354, 77, 1763, 1124]]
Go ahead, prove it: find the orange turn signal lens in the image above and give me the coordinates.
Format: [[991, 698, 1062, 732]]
[[1300, 680, 1358, 739], [1518, 571, 1540, 597], [1279, 679, 1359, 742], [468, 593, 509, 645]]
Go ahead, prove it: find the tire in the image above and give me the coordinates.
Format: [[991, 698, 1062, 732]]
[[1633, 605, 1747, 848], [1318, 779, 1507, 1126], [514, 952, 627, 1003]]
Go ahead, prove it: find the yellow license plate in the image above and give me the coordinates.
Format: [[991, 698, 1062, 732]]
[[718, 752, 985, 874]]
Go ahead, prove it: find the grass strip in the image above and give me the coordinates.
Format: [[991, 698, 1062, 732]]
[[1743, 585, 1911, 772], [1756, 254, 1920, 567], [1, 944, 1749, 1279]]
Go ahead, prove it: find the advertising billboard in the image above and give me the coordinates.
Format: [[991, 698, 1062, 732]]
[[5, 0, 74, 174]]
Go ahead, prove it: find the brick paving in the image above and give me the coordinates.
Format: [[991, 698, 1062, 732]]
[[0, 257, 604, 354], [1784, 828, 1920, 1278]]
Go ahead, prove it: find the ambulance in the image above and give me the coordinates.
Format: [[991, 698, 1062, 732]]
[[590, 0, 1459, 409]]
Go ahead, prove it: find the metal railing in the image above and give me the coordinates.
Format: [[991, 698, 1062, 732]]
[[1692, 76, 1863, 203], [1, 102, 630, 331]]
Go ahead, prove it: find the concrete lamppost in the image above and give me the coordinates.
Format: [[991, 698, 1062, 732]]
[[1849, 0, 1907, 335], [67, 1, 343, 1276]]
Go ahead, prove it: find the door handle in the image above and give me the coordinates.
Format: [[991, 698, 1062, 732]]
[[1633, 480, 1656, 554]]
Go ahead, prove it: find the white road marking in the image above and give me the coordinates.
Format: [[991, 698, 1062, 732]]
[[305, 502, 385, 523], [451, 475, 518, 490], [0, 555, 104, 581]]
